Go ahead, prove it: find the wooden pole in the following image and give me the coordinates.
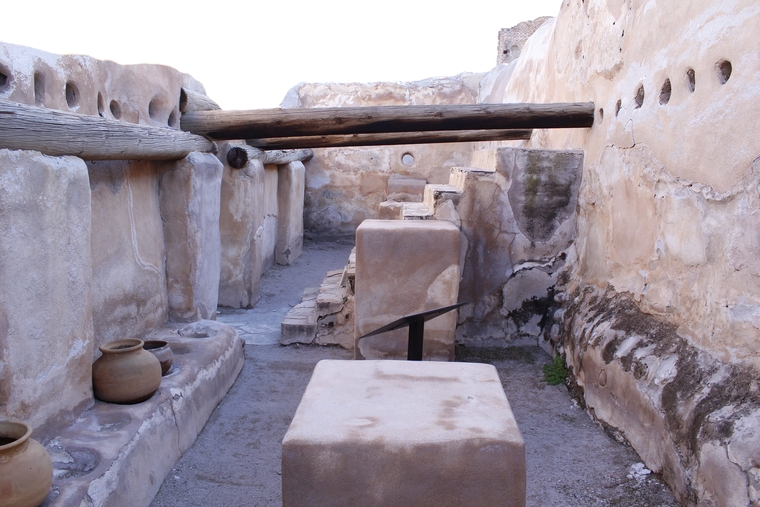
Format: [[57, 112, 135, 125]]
[[179, 88, 221, 113], [226, 145, 314, 169], [0, 99, 214, 160], [180, 102, 594, 140], [246, 129, 532, 150]]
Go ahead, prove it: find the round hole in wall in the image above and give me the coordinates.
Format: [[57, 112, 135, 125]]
[[109, 100, 121, 119], [615, 99, 622, 117], [717, 60, 732, 84], [634, 84, 644, 108], [34, 71, 45, 106], [97, 92, 105, 117], [658, 78, 671, 105], [0, 64, 9, 91], [401, 153, 415, 167], [65, 81, 79, 109], [686, 68, 696, 93], [168, 108, 178, 128], [148, 97, 161, 120]]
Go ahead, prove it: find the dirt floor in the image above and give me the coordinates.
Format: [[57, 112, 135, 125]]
[[150, 238, 678, 507]]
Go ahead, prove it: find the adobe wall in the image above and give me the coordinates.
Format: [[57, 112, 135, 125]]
[[490, 1, 760, 504], [0, 41, 297, 441], [283, 75, 484, 236]]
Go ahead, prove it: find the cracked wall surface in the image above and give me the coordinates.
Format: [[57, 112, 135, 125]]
[[485, 1, 760, 504]]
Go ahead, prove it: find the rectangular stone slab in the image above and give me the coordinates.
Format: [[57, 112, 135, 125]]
[[354, 219, 461, 360], [282, 360, 526, 507]]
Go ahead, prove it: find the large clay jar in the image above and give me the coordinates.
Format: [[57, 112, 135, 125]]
[[0, 421, 53, 507], [143, 340, 174, 376], [92, 339, 162, 404]]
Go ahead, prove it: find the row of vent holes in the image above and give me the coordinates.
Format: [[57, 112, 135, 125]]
[[27, 72, 176, 128], [32, 72, 82, 110], [609, 60, 732, 118], [96, 92, 177, 127]]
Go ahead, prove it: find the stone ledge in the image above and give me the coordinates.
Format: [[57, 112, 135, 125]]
[[42, 320, 245, 507]]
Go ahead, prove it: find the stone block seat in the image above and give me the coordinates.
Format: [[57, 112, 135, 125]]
[[282, 360, 526, 507]]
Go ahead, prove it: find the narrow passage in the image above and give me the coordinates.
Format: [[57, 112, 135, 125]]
[[151, 239, 676, 507]]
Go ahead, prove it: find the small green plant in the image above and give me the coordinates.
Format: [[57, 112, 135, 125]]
[[543, 354, 568, 385]]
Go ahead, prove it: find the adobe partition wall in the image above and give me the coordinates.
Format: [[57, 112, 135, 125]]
[[490, 2, 760, 505], [0, 41, 232, 441]]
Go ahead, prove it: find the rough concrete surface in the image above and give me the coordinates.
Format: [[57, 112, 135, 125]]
[[150, 240, 676, 507]]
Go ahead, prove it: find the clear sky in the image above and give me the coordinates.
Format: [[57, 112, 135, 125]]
[[2, 0, 562, 110]]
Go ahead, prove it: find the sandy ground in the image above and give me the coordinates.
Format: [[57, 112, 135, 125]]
[[150, 238, 677, 507]]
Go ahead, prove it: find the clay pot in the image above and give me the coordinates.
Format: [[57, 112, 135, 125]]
[[143, 340, 174, 376], [92, 339, 162, 404], [0, 421, 53, 507]]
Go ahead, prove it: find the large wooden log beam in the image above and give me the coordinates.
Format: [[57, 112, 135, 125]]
[[226, 145, 314, 169], [246, 129, 532, 150], [179, 88, 221, 113], [180, 102, 594, 140], [0, 99, 214, 160]]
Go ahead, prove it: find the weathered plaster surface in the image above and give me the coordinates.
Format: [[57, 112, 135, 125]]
[[451, 148, 583, 348], [159, 152, 223, 322], [89, 160, 169, 350], [285, 76, 484, 235], [283, 360, 525, 507], [277, 161, 306, 265], [0, 41, 205, 126], [0, 149, 94, 441], [490, 1, 760, 503], [354, 220, 460, 361], [45, 321, 244, 507]]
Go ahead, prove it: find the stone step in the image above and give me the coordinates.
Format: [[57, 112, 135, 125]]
[[386, 177, 427, 202], [280, 248, 356, 348], [470, 149, 500, 171], [378, 201, 404, 220], [448, 166, 496, 190], [281, 288, 319, 345], [423, 184, 463, 212], [401, 202, 433, 220], [316, 270, 345, 317]]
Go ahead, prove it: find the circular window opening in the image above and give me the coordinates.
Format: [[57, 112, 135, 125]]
[[34, 72, 45, 106], [717, 60, 732, 84], [97, 92, 105, 117], [401, 153, 415, 167], [634, 84, 645, 108], [65, 81, 79, 109], [686, 68, 696, 93], [109, 100, 121, 119], [659, 78, 671, 105]]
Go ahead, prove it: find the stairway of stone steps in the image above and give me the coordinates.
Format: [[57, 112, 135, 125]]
[[280, 149, 500, 347], [280, 248, 356, 349], [379, 149, 500, 222]]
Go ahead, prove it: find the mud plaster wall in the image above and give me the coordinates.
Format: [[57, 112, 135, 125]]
[[217, 141, 282, 309], [283, 75, 484, 236], [0, 41, 232, 442], [488, 1, 760, 504]]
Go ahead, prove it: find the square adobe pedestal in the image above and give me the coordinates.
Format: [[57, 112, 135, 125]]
[[354, 219, 461, 360], [282, 360, 526, 507]]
